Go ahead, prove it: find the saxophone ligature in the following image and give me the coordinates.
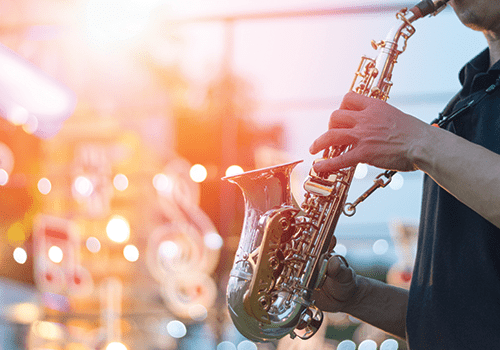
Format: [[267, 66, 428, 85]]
[[223, 0, 449, 342]]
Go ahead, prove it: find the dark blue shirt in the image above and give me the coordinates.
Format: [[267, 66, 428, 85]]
[[407, 48, 500, 349]]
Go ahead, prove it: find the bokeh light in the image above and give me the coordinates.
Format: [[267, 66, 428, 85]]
[[237, 340, 258, 350], [373, 239, 389, 255], [105, 342, 128, 350], [48, 246, 64, 263], [389, 173, 404, 190], [153, 173, 172, 192], [225, 165, 244, 177], [113, 173, 129, 191], [7, 303, 40, 324], [86, 237, 101, 253], [335, 243, 347, 257], [190, 164, 208, 183], [188, 304, 208, 321], [13, 247, 27, 264], [33, 321, 64, 341], [9, 105, 30, 125], [106, 215, 130, 243], [204, 232, 223, 250], [354, 163, 368, 179], [123, 244, 139, 262], [167, 320, 187, 338], [381, 339, 399, 350], [337, 340, 356, 350], [0, 169, 9, 186], [38, 177, 52, 195], [217, 341, 236, 350], [74, 176, 94, 197], [159, 241, 179, 260], [22, 115, 39, 134], [359, 339, 378, 350]]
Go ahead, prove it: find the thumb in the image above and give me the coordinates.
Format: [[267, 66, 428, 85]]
[[326, 255, 353, 284]]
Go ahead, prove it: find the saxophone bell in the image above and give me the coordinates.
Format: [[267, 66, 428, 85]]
[[224, 161, 316, 341]]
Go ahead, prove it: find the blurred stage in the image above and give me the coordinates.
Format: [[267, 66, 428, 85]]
[[0, 0, 486, 349]]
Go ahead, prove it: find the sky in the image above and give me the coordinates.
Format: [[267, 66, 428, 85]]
[[160, 2, 486, 227]]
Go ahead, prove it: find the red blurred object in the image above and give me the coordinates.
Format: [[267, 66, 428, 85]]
[[0, 182, 34, 222], [401, 270, 412, 283]]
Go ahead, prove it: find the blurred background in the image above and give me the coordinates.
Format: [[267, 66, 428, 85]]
[[0, 0, 486, 349]]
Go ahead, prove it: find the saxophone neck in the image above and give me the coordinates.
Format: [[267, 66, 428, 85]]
[[390, 0, 449, 43], [350, 0, 449, 100], [409, 0, 450, 20]]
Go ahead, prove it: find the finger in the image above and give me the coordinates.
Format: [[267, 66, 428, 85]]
[[328, 109, 357, 129], [313, 151, 359, 172], [309, 129, 357, 155], [339, 91, 371, 111], [326, 255, 353, 284]]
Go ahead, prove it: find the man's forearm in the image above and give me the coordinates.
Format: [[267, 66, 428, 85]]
[[347, 276, 409, 339], [411, 125, 500, 228]]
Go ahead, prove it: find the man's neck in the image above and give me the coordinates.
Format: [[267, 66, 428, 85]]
[[485, 31, 500, 67]]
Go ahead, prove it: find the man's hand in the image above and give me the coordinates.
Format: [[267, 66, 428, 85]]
[[313, 254, 410, 339], [313, 255, 364, 314], [309, 92, 431, 173]]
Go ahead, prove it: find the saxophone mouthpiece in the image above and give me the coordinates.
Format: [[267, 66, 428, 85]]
[[410, 0, 449, 19]]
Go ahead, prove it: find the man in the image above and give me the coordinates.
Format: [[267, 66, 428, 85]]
[[310, 0, 500, 348]]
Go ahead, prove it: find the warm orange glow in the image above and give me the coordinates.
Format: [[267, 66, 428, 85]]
[[6, 303, 40, 324], [83, 0, 161, 52], [33, 321, 64, 341], [7, 222, 25, 243], [66, 343, 91, 350]]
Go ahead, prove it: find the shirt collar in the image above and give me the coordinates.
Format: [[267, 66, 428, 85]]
[[458, 48, 500, 96], [459, 49, 488, 85]]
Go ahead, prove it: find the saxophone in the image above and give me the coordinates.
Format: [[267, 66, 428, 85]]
[[223, 0, 449, 342]]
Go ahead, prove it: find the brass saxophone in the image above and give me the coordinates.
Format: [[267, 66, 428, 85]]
[[223, 0, 449, 342]]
